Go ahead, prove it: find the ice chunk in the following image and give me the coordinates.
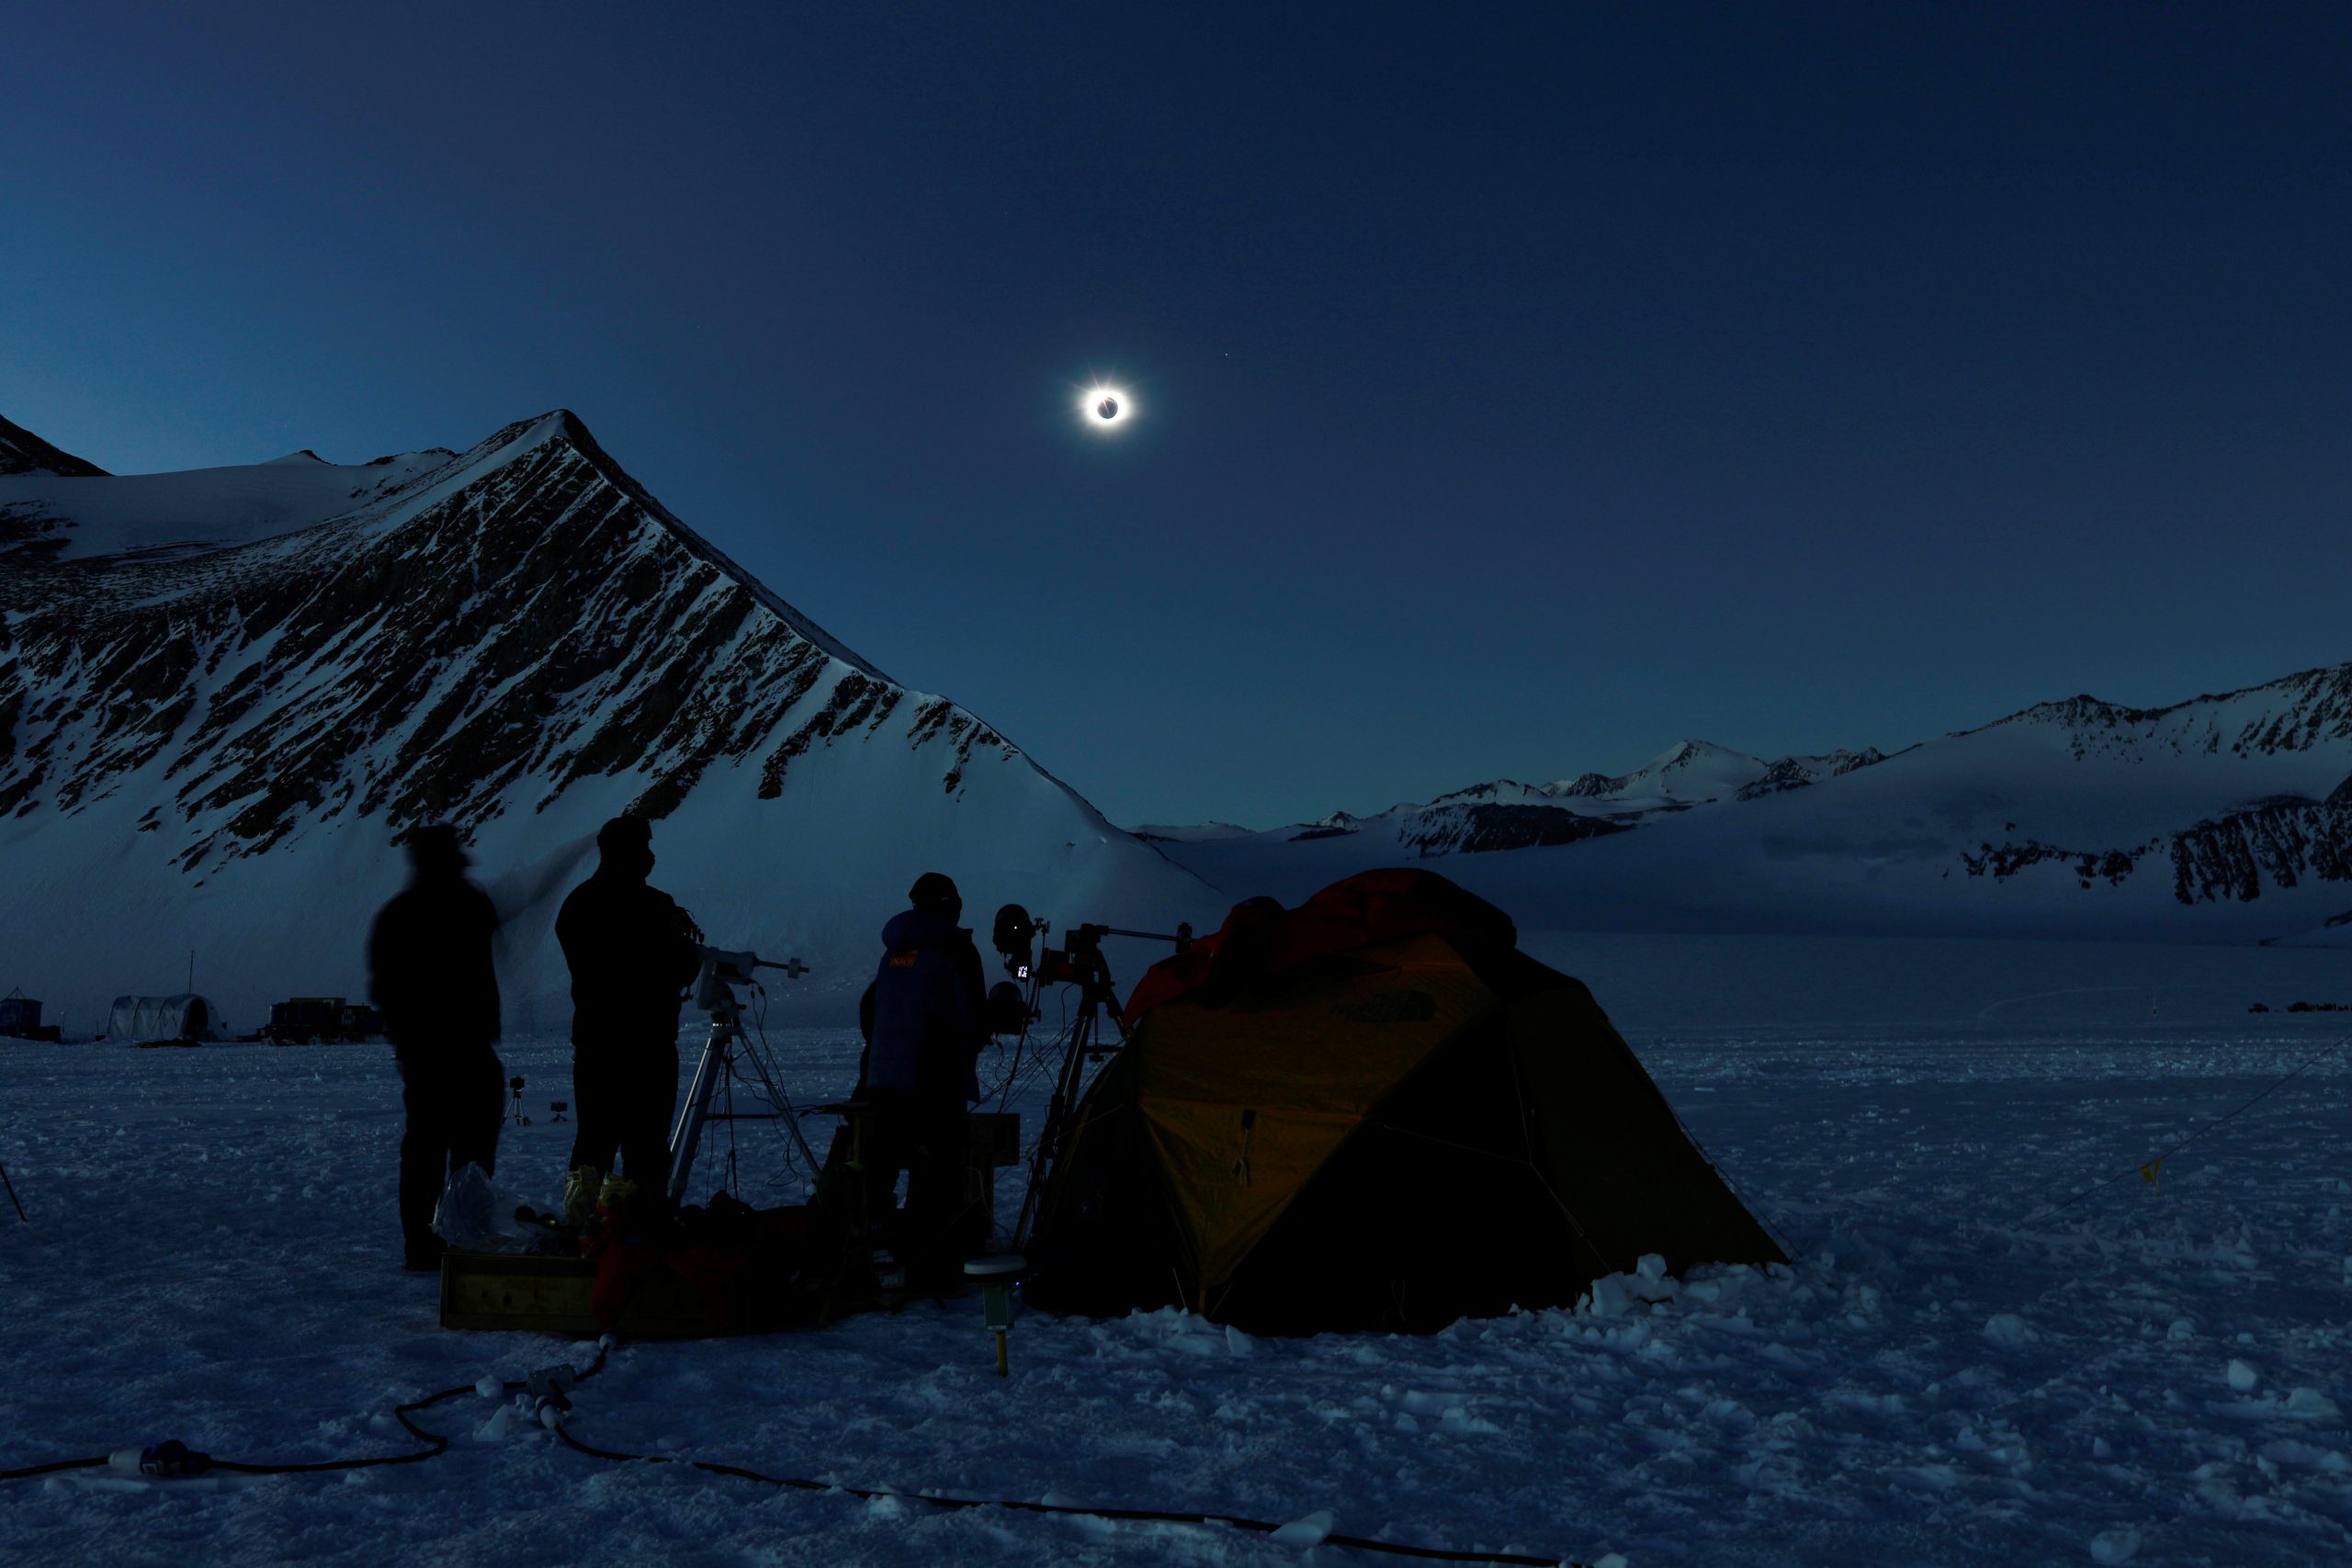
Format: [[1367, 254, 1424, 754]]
[[2286, 1387, 2342, 1418], [1983, 1314, 2036, 1348], [2089, 1526, 2141, 1562], [2225, 1359, 2259, 1393], [1269, 1509, 1335, 1546], [1582, 1276, 1634, 1317]]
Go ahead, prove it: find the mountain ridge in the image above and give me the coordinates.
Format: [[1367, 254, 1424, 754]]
[[1, 408, 1211, 1031], [0, 412, 107, 479], [1141, 661, 2352, 946]]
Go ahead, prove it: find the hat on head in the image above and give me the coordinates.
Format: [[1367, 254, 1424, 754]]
[[908, 872, 960, 910], [598, 815, 652, 853], [408, 823, 467, 871]]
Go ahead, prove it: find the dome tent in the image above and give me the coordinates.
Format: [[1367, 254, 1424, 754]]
[[1024, 869, 1785, 1334], [106, 994, 225, 1043]]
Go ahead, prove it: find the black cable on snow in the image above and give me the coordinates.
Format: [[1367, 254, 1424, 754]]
[[0, 1345, 611, 1483], [0, 1388, 470, 1484], [550, 1417, 1577, 1567], [5, 1335, 1580, 1566], [0, 1455, 106, 1481]]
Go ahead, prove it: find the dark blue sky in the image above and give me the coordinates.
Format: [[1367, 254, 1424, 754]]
[[8, 3, 2349, 827]]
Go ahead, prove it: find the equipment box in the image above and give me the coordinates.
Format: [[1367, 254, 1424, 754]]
[[439, 1251, 793, 1337]]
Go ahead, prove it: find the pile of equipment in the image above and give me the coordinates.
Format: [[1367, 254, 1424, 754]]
[[265, 996, 385, 1043], [436, 870, 1786, 1344]]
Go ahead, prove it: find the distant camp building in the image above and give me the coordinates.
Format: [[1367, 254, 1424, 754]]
[[0, 988, 58, 1042], [1025, 870, 1786, 1334], [106, 994, 226, 1044]]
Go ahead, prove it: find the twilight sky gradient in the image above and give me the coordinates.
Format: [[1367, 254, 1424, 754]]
[[6, 3, 2350, 828]]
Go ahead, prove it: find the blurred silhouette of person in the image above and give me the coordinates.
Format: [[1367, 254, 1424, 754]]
[[557, 815, 702, 1220], [368, 824, 503, 1272], [856, 871, 988, 1288]]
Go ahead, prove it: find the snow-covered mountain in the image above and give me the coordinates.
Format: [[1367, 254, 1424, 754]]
[[1144, 674, 2352, 944], [0, 440, 457, 565], [0, 410, 1214, 1034]]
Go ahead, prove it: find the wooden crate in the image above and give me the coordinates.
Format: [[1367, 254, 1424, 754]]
[[438, 1250, 792, 1337]]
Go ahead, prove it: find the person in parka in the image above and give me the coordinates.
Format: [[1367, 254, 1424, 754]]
[[856, 871, 989, 1285], [556, 816, 704, 1218], [368, 824, 503, 1272]]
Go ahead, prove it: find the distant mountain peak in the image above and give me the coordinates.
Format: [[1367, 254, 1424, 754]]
[[0, 413, 108, 479], [2, 401, 1209, 1024], [469, 409, 887, 682]]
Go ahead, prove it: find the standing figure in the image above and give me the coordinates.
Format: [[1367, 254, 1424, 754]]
[[557, 816, 703, 1219], [857, 872, 989, 1289], [368, 825, 503, 1272]]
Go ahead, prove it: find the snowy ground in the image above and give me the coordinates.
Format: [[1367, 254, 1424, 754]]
[[5, 936, 2352, 1566]]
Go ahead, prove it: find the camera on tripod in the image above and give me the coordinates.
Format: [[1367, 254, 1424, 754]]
[[982, 907, 1194, 1249], [692, 946, 808, 1012], [1035, 923, 1111, 987]]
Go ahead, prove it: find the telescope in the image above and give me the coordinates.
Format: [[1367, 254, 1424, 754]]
[[692, 947, 808, 1012], [990, 910, 1192, 1248], [669, 943, 811, 1203]]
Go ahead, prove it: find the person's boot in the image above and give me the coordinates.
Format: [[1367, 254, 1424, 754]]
[[404, 1233, 447, 1273]]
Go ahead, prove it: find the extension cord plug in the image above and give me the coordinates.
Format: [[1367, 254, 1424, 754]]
[[108, 1440, 210, 1478]]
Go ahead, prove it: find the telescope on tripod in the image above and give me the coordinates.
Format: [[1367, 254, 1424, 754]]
[[992, 906, 1191, 1248], [667, 946, 811, 1203]]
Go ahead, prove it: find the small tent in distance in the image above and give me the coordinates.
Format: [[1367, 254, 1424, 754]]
[[107, 995, 226, 1044], [1024, 869, 1786, 1334]]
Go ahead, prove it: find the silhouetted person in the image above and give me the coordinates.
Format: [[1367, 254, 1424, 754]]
[[557, 816, 702, 1216], [857, 872, 988, 1288], [368, 824, 503, 1272]]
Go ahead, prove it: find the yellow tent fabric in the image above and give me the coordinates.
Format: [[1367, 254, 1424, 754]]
[[1029, 897, 1785, 1334], [1134, 932, 1499, 1292]]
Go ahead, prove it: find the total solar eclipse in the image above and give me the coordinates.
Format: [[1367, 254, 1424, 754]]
[[1081, 385, 1132, 430]]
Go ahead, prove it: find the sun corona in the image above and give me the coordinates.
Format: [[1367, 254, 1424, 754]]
[[1080, 385, 1132, 431]]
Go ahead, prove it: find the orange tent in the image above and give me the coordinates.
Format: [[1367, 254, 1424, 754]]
[[1025, 870, 1785, 1333]]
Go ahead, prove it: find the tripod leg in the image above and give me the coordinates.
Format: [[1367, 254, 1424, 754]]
[[1, 1159, 26, 1223], [1012, 1005, 1095, 1249], [668, 1018, 733, 1204]]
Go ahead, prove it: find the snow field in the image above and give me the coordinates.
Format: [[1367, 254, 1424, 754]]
[[3, 1010, 2350, 1565]]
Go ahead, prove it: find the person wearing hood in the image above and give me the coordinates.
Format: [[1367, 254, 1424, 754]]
[[856, 872, 989, 1286], [556, 815, 704, 1220], [368, 824, 503, 1272]]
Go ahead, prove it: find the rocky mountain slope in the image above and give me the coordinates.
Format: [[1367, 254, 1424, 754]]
[[1, 411, 1212, 1034], [0, 413, 107, 479], [1145, 671, 2352, 944]]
